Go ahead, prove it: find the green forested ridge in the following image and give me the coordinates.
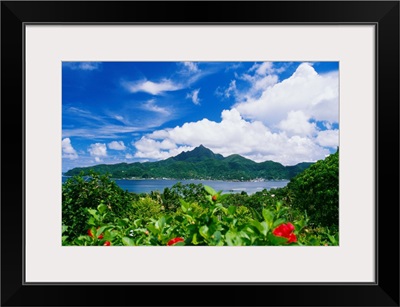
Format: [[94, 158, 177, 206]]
[[64, 145, 314, 180]]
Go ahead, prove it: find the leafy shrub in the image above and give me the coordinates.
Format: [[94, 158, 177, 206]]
[[161, 182, 207, 212], [62, 171, 133, 240], [287, 149, 339, 227], [62, 172, 338, 246]]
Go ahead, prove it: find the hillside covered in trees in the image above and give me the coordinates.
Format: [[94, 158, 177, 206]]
[[64, 145, 314, 181]]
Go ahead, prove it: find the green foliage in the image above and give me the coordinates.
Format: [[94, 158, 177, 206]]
[[62, 171, 339, 247], [287, 150, 339, 227], [64, 145, 313, 180], [161, 182, 207, 212], [62, 171, 133, 241]]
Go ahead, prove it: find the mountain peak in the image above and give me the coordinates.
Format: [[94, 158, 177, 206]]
[[172, 145, 224, 161]]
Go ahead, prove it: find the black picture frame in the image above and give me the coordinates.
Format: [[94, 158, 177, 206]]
[[1, 1, 399, 306]]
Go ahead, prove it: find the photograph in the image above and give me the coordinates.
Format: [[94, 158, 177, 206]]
[[1, 0, 399, 306], [61, 61, 339, 247]]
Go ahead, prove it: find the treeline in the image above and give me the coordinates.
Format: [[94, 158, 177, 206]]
[[63, 145, 313, 180]]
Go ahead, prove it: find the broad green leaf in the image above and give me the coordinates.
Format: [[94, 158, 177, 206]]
[[267, 233, 289, 246], [192, 233, 199, 245], [87, 208, 97, 217], [260, 221, 269, 236], [117, 219, 129, 227], [212, 231, 222, 242], [213, 203, 227, 215], [262, 209, 274, 226], [327, 234, 337, 245], [147, 224, 158, 235], [199, 225, 209, 239], [249, 220, 268, 236], [87, 217, 96, 226], [155, 216, 166, 230], [226, 230, 242, 246], [228, 206, 236, 215], [97, 204, 107, 214], [204, 185, 217, 196], [122, 237, 136, 246], [103, 230, 114, 241], [96, 226, 108, 237], [133, 219, 142, 228], [179, 199, 190, 213], [249, 207, 263, 221]]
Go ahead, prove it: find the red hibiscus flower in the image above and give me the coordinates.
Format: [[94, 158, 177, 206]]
[[87, 229, 94, 238], [212, 195, 218, 201], [167, 237, 184, 246], [272, 222, 297, 243], [98, 234, 104, 240], [103, 241, 111, 246]]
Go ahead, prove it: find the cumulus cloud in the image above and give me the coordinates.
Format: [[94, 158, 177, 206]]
[[124, 79, 182, 95], [315, 129, 339, 148], [235, 63, 339, 126], [186, 89, 201, 105], [108, 141, 126, 150], [278, 111, 317, 137], [132, 108, 330, 165], [62, 138, 78, 160], [88, 143, 107, 162]]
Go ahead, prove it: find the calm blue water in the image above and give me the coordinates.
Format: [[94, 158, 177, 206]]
[[62, 176, 289, 194]]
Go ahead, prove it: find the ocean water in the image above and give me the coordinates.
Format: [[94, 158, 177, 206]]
[[62, 177, 289, 194]]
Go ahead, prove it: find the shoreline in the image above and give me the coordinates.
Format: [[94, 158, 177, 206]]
[[62, 175, 290, 183]]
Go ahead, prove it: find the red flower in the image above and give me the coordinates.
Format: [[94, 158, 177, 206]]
[[167, 237, 184, 246], [103, 241, 111, 246], [272, 222, 297, 243], [87, 229, 94, 238], [212, 195, 218, 201], [98, 234, 104, 240]]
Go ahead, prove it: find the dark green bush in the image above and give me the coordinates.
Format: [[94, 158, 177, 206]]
[[62, 171, 133, 240], [287, 149, 339, 227]]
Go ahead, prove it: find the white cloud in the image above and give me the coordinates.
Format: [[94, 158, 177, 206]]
[[186, 89, 201, 105], [62, 138, 78, 160], [140, 99, 171, 115], [63, 62, 101, 71], [224, 80, 237, 98], [315, 129, 339, 148], [108, 141, 126, 150], [278, 111, 317, 137], [235, 63, 339, 125], [251, 62, 274, 75], [114, 115, 124, 122], [133, 108, 330, 165], [133, 137, 193, 160], [124, 79, 182, 95], [182, 62, 199, 73], [88, 143, 107, 161]]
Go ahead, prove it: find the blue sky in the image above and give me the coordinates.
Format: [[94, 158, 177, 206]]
[[62, 61, 339, 173]]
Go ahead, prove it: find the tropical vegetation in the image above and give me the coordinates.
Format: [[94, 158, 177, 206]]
[[63, 145, 313, 181], [62, 149, 339, 246]]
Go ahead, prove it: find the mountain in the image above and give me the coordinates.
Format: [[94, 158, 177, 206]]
[[170, 144, 224, 162], [64, 145, 314, 181]]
